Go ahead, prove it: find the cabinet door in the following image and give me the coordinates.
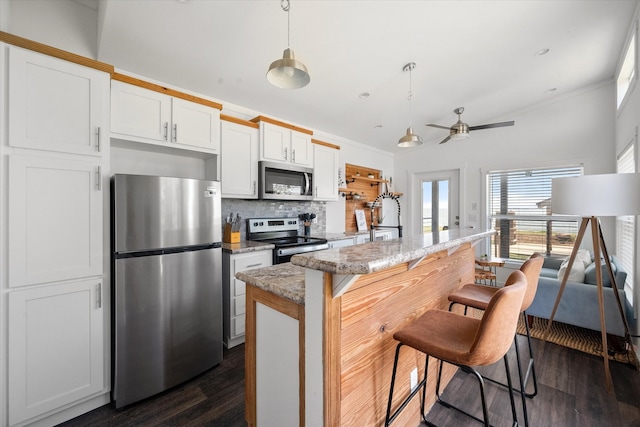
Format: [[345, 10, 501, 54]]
[[171, 98, 220, 152], [8, 279, 104, 426], [290, 130, 313, 166], [221, 121, 259, 198], [8, 46, 109, 156], [8, 155, 103, 287], [260, 122, 288, 162], [111, 80, 171, 143], [313, 144, 338, 201]]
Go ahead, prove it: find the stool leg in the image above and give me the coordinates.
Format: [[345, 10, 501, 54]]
[[522, 312, 538, 398], [385, 343, 429, 426], [513, 334, 529, 427], [503, 354, 520, 427], [435, 361, 491, 427]]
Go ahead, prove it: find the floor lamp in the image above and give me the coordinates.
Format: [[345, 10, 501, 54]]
[[545, 173, 640, 390]]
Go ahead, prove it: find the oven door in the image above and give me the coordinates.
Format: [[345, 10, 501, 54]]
[[274, 242, 329, 264], [259, 161, 313, 201]]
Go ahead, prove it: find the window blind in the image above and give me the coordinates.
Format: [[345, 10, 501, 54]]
[[616, 144, 636, 307]]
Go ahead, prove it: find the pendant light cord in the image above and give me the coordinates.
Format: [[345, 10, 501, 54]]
[[282, 0, 291, 48], [408, 64, 414, 128]]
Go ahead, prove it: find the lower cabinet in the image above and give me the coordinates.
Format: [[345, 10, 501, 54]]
[[223, 250, 272, 348], [8, 279, 105, 426], [328, 237, 355, 248]]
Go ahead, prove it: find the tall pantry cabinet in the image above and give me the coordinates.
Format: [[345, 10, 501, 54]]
[[1, 45, 111, 426]]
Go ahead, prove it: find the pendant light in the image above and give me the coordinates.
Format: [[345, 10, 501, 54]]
[[397, 62, 423, 147], [267, 0, 310, 89]]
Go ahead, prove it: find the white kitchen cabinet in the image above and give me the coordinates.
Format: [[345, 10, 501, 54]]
[[8, 46, 109, 156], [328, 237, 355, 248], [8, 279, 105, 426], [2, 43, 110, 427], [259, 121, 313, 166], [111, 80, 220, 153], [223, 250, 272, 348], [355, 230, 392, 244], [8, 155, 104, 288], [313, 143, 339, 201], [220, 119, 259, 198]]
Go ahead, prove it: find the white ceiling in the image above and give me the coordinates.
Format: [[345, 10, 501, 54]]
[[95, 0, 638, 153]]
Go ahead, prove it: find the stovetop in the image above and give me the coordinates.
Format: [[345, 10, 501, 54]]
[[246, 217, 327, 247]]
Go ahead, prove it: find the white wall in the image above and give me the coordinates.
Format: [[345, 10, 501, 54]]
[[6, 0, 98, 58], [394, 81, 617, 241]]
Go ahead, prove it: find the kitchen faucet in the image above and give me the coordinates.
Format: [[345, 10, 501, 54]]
[[369, 192, 403, 242]]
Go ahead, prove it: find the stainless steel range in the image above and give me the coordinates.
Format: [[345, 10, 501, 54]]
[[247, 217, 329, 264]]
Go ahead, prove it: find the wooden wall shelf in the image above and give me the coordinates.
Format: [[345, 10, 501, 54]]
[[348, 176, 388, 186]]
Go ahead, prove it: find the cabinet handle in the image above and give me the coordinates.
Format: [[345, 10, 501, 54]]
[[246, 263, 263, 268], [95, 127, 101, 152], [164, 122, 169, 141], [173, 123, 178, 142], [315, 186, 318, 197], [292, 149, 296, 162], [96, 283, 102, 308], [96, 166, 101, 190], [253, 180, 256, 195], [284, 147, 288, 161]]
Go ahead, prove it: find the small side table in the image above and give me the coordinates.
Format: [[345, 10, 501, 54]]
[[475, 257, 505, 286]]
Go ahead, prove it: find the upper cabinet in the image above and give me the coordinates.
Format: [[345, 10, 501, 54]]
[[252, 116, 313, 167], [8, 46, 109, 157], [111, 80, 221, 154], [313, 140, 340, 201], [220, 117, 259, 198]]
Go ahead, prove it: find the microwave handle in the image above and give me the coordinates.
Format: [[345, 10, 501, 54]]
[[304, 172, 311, 196]]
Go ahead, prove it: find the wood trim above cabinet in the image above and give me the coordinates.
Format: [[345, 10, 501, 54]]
[[220, 114, 259, 128], [250, 115, 314, 136], [0, 31, 114, 74], [112, 72, 223, 110], [311, 139, 340, 150]]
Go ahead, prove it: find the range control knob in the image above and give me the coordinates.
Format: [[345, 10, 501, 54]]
[[253, 222, 258, 226]]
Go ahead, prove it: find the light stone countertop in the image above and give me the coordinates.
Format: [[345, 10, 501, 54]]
[[235, 229, 494, 304], [291, 229, 494, 275], [235, 262, 306, 305], [222, 240, 274, 254]]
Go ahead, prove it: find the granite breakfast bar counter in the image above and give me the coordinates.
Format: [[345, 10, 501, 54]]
[[237, 229, 494, 427]]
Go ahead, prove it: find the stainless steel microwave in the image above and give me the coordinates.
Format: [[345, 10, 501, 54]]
[[259, 161, 313, 201]]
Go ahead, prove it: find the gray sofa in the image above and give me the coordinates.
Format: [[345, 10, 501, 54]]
[[527, 255, 630, 336]]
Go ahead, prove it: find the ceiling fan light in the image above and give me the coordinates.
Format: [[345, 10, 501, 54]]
[[450, 131, 470, 141], [398, 127, 423, 147], [267, 48, 310, 89]]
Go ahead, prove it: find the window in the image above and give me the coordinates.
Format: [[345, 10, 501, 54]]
[[487, 166, 583, 262], [616, 143, 636, 306], [617, 32, 636, 109]]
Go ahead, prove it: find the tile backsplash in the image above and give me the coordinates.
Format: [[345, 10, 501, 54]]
[[221, 199, 326, 238]]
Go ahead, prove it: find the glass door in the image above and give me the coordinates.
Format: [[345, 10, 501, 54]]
[[411, 170, 460, 234]]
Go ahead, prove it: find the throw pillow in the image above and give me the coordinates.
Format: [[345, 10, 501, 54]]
[[576, 249, 592, 268], [584, 261, 617, 287], [557, 256, 586, 283]]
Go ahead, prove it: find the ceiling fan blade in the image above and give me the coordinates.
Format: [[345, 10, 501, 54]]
[[439, 135, 451, 144], [468, 120, 515, 131], [426, 124, 451, 130]]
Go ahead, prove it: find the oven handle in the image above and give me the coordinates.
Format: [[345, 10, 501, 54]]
[[277, 243, 329, 257]]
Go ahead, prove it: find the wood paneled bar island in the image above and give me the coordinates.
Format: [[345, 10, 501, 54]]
[[236, 229, 494, 427]]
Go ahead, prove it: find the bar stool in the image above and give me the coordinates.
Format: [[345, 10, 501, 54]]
[[384, 270, 527, 427], [448, 254, 544, 427]]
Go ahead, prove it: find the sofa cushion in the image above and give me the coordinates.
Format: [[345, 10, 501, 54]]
[[540, 267, 559, 279], [584, 260, 617, 287]]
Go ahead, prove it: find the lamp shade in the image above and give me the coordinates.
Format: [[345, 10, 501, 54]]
[[397, 127, 423, 147], [552, 173, 640, 216], [267, 48, 310, 89]]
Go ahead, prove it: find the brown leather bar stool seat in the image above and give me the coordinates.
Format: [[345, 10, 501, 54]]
[[447, 254, 544, 427], [385, 270, 527, 427]]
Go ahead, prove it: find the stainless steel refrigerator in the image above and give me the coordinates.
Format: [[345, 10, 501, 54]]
[[111, 174, 222, 409]]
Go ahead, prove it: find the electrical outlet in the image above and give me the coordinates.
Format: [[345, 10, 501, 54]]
[[312, 217, 318, 224], [410, 368, 418, 391]]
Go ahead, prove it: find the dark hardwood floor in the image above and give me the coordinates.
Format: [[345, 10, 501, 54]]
[[59, 335, 640, 426]]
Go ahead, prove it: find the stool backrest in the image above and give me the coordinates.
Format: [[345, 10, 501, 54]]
[[520, 254, 544, 311], [468, 270, 527, 366]]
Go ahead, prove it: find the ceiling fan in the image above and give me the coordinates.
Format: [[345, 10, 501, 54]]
[[427, 107, 515, 144]]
